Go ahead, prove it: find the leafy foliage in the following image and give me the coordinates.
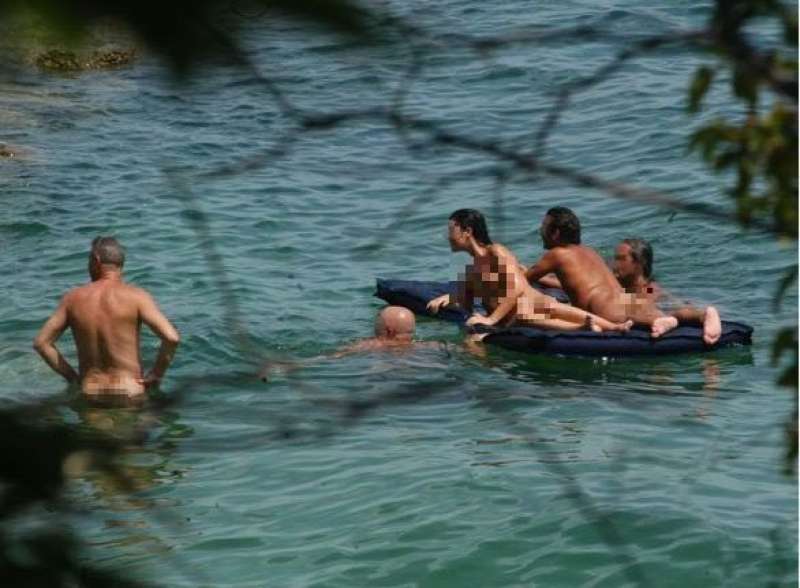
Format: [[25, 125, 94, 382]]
[[0, 403, 151, 587], [0, 0, 797, 586], [687, 0, 797, 472]]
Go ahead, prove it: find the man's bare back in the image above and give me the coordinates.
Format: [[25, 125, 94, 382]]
[[525, 207, 678, 337], [532, 244, 623, 316], [34, 237, 179, 403]]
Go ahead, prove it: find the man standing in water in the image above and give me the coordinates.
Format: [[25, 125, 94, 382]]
[[34, 237, 180, 403], [525, 207, 679, 338]]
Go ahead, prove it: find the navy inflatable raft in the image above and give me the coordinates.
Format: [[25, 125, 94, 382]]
[[375, 279, 753, 358]]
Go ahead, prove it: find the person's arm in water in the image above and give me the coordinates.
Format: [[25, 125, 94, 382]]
[[259, 340, 450, 381], [138, 291, 180, 388], [33, 295, 80, 384]]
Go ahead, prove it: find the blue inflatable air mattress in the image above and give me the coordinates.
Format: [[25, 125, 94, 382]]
[[375, 279, 753, 357]]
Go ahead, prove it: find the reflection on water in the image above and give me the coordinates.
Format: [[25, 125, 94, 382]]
[[74, 403, 190, 493], [481, 345, 754, 397], [63, 397, 194, 559]]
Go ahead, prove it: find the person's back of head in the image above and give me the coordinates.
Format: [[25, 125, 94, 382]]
[[545, 206, 581, 245], [621, 237, 653, 280], [91, 236, 125, 268], [375, 306, 416, 340], [449, 209, 493, 245]]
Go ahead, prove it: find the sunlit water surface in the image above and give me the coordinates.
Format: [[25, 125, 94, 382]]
[[0, 1, 796, 586]]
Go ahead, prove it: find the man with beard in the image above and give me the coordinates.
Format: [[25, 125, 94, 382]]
[[524, 207, 679, 338]]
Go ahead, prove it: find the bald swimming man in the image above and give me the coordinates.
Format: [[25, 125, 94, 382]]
[[34, 237, 180, 404], [331, 305, 418, 356], [259, 306, 441, 381]]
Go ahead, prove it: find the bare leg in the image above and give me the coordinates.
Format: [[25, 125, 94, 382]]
[[516, 296, 632, 333], [612, 293, 679, 338], [523, 291, 631, 332], [702, 306, 722, 345], [514, 316, 594, 330], [589, 315, 634, 333], [671, 305, 721, 345]]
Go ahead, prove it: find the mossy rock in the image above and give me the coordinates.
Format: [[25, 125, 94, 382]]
[[35, 48, 135, 72]]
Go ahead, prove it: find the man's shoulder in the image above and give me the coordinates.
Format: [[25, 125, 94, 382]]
[[550, 245, 606, 272], [544, 246, 570, 262], [569, 244, 605, 262], [63, 283, 90, 303], [118, 282, 153, 299]]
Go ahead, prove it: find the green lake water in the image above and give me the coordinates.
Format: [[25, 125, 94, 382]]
[[0, 1, 797, 586]]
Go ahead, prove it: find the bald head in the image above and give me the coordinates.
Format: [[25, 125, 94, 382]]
[[375, 306, 415, 340]]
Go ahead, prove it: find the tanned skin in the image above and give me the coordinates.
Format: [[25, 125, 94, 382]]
[[525, 213, 679, 338], [330, 305, 418, 357], [258, 306, 443, 381], [34, 251, 179, 405], [613, 242, 722, 345], [426, 219, 631, 333]]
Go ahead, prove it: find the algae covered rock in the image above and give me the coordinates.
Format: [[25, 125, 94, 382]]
[[34, 48, 136, 72]]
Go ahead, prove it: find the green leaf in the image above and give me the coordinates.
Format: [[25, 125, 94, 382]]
[[783, 9, 798, 46], [688, 66, 714, 113], [732, 65, 758, 108], [771, 326, 798, 365], [773, 264, 798, 311], [778, 363, 799, 388], [689, 125, 722, 160], [712, 148, 740, 171]]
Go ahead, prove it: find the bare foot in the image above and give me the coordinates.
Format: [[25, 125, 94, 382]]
[[703, 306, 722, 345], [651, 316, 678, 338], [603, 319, 633, 332], [589, 317, 632, 333]]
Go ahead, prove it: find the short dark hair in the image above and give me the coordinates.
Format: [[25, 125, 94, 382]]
[[622, 237, 653, 279], [91, 236, 125, 267], [449, 209, 492, 245], [545, 206, 581, 245]]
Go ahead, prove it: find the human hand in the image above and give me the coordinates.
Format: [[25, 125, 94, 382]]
[[465, 313, 494, 328], [426, 294, 450, 314]]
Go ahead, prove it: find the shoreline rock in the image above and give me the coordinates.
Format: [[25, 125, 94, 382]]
[[34, 48, 136, 72]]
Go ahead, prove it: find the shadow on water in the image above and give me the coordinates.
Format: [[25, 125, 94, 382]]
[[476, 344, 755, 397], [69, 402, 191, 493], [56, 394, 196, 558]]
